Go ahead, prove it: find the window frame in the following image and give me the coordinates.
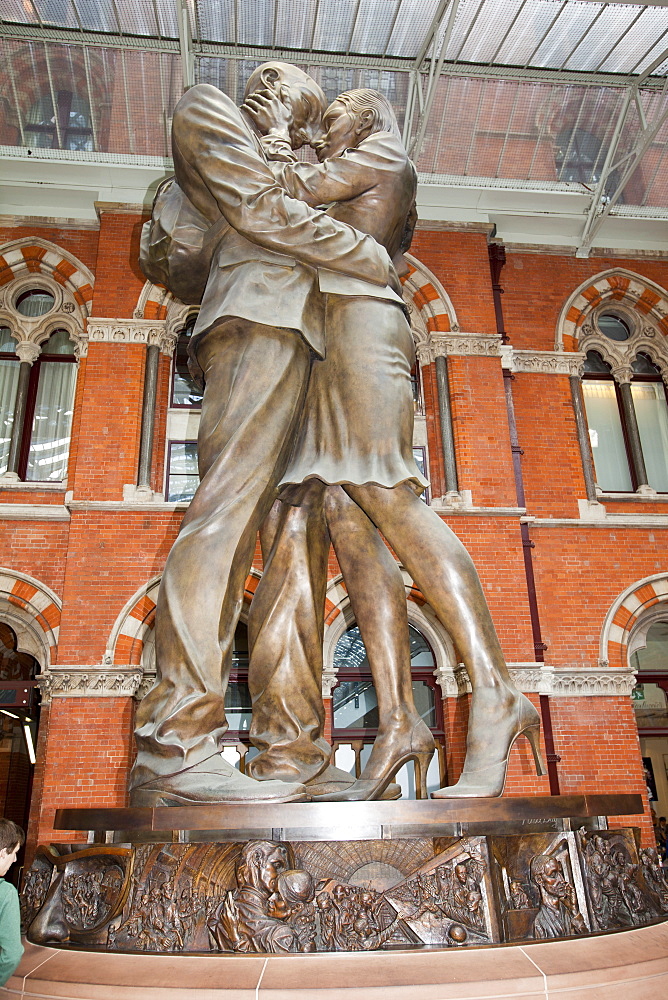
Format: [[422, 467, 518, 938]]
[[164, 438, 200, 503], [25, 90, 93, 152], [580, 308, 668, 495], [0, 331, 77, 483], [331, 623, 445, 742]]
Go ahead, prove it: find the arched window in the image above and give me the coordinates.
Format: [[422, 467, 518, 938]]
[[0, 622, 39, 827], [580, 308, 668, 493], [25, 92, 93, 152], [331, 622, 443, 739]]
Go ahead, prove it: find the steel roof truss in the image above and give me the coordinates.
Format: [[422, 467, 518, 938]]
[[177, 0, 195, 89], [412, 0, 451, 70], [576, 57, 668, 256], [409, 0, 462, 159]]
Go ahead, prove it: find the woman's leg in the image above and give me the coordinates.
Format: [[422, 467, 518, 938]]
[[342, 482, 538, 793]]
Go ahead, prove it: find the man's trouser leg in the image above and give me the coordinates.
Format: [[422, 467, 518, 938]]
[[247, 482, 332, 784], [132, 319, 311, 786]]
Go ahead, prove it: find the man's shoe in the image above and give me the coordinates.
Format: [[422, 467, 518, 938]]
[[130, 752, 309, 806]]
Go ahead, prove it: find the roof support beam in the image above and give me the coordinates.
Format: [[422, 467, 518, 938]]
[[576, 45, 668, 256], [177, 0, 195, 90], [409, 0, 461, 160]]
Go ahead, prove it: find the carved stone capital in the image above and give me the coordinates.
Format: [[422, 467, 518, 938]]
[[321, 669, 338, 699], [440, 334, 501, 357], [611, 364, 633, 385], [38, 665, 143, 703], [14, 341, 41, 364], [86, 319, 174, 355]]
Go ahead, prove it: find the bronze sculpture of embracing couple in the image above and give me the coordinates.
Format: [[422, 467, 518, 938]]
[[132, 61, 546, 806]]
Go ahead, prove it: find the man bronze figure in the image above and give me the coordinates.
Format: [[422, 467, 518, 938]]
[[132, 64, 397, 806]]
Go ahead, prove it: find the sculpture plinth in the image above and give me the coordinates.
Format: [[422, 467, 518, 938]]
[[22, 795, 668, 955]]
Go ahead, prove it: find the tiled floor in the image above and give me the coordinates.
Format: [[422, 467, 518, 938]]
[[3, 921, 668, 1000]]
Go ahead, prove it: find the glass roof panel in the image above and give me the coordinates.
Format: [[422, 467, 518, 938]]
[[562, 4, 643, 72], [311, 1, 360, 53], [274, 0, 319, 50], [31, 0, 80, 30], [600, 9, 668, 74], [75, 0, 121, 34], [386, 0, 442, 59], [529, 3, 602, 69], [455, 0, 527, 65], [492, 0, 571, 68], [237, 0, 274, 46], [108, 0, 161, 37], [197, 0, 235, 44], [349, 0, 402, 55], [1, 0, 41, 24]]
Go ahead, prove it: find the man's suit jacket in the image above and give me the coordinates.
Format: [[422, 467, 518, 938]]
[[169, 84, 392, 362]]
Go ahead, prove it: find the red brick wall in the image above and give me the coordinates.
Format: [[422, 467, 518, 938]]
[[56, 512, 182, 665], [29, 697, 134, 847], [449, 356, 516, 507], [70, 343, 146, 500], [91, 211, 148, 318], [411, 230, 497, 334], [501, 250, 668, 351], [510, 372, 585, 519]]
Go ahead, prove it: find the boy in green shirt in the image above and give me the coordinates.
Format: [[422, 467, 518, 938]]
[[0, 818, 24, 986]]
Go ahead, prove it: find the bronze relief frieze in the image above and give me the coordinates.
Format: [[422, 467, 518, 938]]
[[23, 828, 666, 954]]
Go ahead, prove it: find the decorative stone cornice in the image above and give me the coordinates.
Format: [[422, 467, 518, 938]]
[[38, 665, 143, 703], [417, 333, 501, 364], [84, 319, 177, 356], [434, 663, 637, 698], [502, 349, 586, 376]]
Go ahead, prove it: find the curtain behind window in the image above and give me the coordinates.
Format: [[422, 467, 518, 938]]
[[25, 361, 76, 481], [0, 359, 19, 475]]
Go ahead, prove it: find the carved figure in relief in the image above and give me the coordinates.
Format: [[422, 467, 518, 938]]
[[316, 892, 337, 951], [272, 870, 317, 952], [509, 880, 530, 910], [580, 834, 642, 930], [209, 841, 300, 953], [640, 848, 668, 911], [529, 854, 586, 939]]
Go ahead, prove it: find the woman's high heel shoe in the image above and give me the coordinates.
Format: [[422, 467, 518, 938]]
[[314, 719, 436, 802], [432, 693, 547, 799]]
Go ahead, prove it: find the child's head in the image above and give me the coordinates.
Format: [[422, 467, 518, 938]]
[[0, 818, 24, 876], [277, 869, 315, 908]]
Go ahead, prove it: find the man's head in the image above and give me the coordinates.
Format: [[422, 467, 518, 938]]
[[312, 89, 401, 161], [530, 855, 568, 901], [0, 818, 24, 877], [244, 62, 326, 149], [238, 840, 292, 896]]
